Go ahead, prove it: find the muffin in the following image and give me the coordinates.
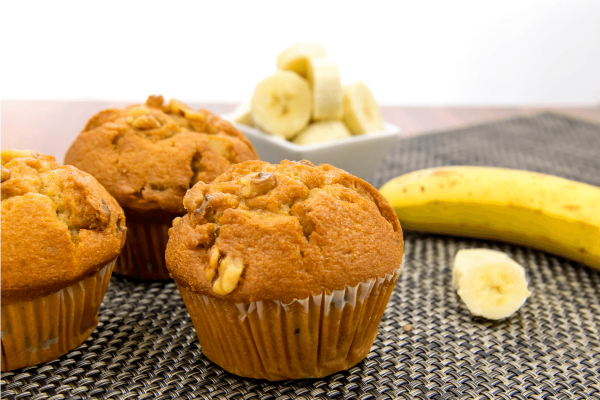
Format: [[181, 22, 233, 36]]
[[1, 150, 126, 371], [64, 95, 259, 279], [166, 160, 404, 380]]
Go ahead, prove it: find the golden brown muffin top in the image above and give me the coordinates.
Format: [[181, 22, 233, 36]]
[[64, 95, 259, 215], [166, 160, 403, 303], [1, 150, 127, 305]]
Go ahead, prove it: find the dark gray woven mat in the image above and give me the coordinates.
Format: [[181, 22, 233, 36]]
[[2, 112, 600, 399], [371, 111, 600, 188]]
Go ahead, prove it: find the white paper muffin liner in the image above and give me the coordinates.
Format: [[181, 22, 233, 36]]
[[1, 259, 116, 371], [178, 260, 403, 381]]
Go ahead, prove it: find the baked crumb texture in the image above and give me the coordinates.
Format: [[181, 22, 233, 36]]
[[166, 160, 404, 303], [1, 150, 126, 304], [64, 95, 259, 214]]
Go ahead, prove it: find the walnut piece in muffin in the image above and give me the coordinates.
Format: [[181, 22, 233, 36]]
[[64, 95, 259, 214], [166, 160, 403, 303]]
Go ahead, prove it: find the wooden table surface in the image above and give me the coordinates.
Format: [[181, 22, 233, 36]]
[[2, 100, 599, 163]]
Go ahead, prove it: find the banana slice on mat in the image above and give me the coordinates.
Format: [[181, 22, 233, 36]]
[[230, 101, 254, 127], [342, 82, 383, 135], [292, 121, 351, 145], [251, 71, 312, 139], [276, 42, 327, 78], [306, 58, 343, 121], [453, 249, 531, 320]]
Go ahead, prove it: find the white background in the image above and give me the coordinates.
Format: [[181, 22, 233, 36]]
[[1, 0, 599, 106]]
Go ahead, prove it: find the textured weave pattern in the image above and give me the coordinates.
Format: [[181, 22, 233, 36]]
[[2, 113, 600, 399], [371, 112, 600, 188]]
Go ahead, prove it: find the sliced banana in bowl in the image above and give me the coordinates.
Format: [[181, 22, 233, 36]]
[[250, 71, 312, 139], [292, 121, 351, 145], [343, 82, 384, 135], [225, 42, 401, 181], [306, 58, 343, 121], [276, 42, 328, 78], [235, 43, 390, 146]]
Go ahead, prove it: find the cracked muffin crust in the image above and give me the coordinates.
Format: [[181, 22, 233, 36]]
[[166, 159, 404, 303], [64, 95, 259, 214], [63, 95, 259, 279], [165, 160, 404, 380], [1, 150, 126, 304]]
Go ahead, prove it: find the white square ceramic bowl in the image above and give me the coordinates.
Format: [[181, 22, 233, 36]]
[[225, 117, 401, 182]]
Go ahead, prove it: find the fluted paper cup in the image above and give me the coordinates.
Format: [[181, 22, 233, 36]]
[[178, 264, 402, 381], [0, 258, 116, 372], [114, 212, 173, 280]]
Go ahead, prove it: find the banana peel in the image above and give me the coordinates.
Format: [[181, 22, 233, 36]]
[[378, 166, 600, 270]]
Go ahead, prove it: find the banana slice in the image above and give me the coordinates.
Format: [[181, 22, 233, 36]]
[[230, 101, 254, 127], [452, 248, 518, 289], [250, 71, 312, 139], [276, 42, 327, 78], [292, 121, 351, 145], [306, 57, 343, 121], [453, 249, 531, 320], [342, 82, 383, 135]]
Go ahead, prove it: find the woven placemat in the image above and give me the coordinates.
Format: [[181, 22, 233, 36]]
[[2, 112, 600, 399]]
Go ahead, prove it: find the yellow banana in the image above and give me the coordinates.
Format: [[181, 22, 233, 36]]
[[378, 166, 600, 270]]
